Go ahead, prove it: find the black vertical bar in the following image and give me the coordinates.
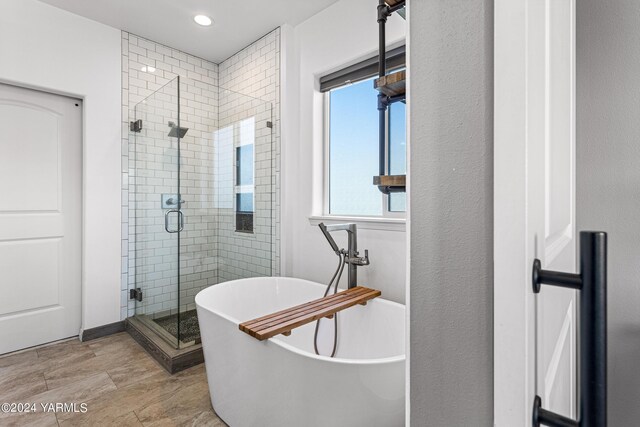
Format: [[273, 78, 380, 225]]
[[378, 0, 386, 78], [176, 75, 181, 349], [377, 0, 388, 191], [378, 98, 386, 182], [579, 231, 607, 427]]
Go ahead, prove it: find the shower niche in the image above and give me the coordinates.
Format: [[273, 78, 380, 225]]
[[127, 75, 274, 355]]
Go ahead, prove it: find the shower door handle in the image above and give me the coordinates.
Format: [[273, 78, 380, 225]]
[[164, 209, 184, 233]]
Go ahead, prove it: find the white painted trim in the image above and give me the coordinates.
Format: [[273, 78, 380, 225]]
[[404, 0, 412, 421], [322, 91, 331, 215], [279, 23, 296, 277], [494, 0, 532, 424], [308, 215, 406, 232]]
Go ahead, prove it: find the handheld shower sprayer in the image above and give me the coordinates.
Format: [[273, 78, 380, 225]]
[[317, 222, 370, 289], [319, 223, 341, 255], [315, 223, 371, 357]]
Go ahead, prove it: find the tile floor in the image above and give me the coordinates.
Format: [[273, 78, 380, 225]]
[[0, 333, 224, 426]]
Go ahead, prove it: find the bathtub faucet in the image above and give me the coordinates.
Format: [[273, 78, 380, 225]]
[[318, 223, 370, 289]]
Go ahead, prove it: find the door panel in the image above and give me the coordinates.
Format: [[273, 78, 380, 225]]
[[495, 0, 577, 423], [544, 301, 574, 416], [545, 0, 574, 259], [0, 83, 82, 354], [0, 103, 60, 212], [537, 0, 577, 418], [0, 239, 61, 315]]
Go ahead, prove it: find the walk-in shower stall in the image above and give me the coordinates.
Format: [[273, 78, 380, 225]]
[[129, 76, 273, 348]]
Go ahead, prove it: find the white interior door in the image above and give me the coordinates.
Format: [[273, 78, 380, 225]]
[[495, 0, 577, 424], [0, 83, 82, 354]]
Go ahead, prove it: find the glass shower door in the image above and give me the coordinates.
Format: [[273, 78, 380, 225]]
[[129, 77, 274, 349], [131, 77, 181, 348]]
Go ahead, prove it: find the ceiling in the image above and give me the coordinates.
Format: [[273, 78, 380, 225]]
[[38, 0, 339, 63]]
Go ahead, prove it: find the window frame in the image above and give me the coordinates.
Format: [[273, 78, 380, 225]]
[[322, 74, 406, 220]]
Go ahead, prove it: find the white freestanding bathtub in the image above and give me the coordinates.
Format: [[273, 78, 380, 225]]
[[195, 277, 405, 427]]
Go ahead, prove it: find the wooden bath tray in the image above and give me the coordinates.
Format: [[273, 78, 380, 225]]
[[239, 286, 381, 341]]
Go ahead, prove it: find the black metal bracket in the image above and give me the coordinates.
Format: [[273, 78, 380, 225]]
[[130, 119, 142, 133], [377, 185, 405, 194], [532, 259, 582, 293], [377, 3, 389, 23], [129, 288, 143, 302], [378, 93, 406, 110], [531, 231, 607, 427], [533, 396, 579, 427], [378, 0, 405, 22]]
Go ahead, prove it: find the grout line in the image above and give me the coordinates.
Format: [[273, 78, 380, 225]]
[[43, 373, 52, 391], [133, 410, 143, 425], [104, 369, 120, 391]]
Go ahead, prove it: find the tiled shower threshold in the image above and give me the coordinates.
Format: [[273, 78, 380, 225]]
[[135, 311, 201, 347], [126, 316, 203, 374]]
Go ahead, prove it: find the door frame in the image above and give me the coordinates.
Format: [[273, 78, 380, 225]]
[[0, 79, 85, 347], [494, 0, 578, 424], [494, 1, 533, 422]]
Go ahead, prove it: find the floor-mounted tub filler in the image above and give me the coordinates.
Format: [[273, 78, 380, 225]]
[[195, 277, 405, 427]]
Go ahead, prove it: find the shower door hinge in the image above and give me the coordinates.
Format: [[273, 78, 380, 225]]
[[266, 121, 273, 128], [130, 119, 142, 133], [130, 288, 143, 302]]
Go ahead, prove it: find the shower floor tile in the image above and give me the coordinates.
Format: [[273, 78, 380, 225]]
[[153, 309, 201, 344]]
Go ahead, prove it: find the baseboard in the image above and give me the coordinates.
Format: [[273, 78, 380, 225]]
[[81, 320, 126, 342]]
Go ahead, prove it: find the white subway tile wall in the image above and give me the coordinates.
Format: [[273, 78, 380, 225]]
[[121, 30, 281, 321], [218, 29, 281, 282]]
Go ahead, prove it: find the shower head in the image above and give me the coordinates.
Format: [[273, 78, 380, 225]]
[[167, 121, 189, 138]]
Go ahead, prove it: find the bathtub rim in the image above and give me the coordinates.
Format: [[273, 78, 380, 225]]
[[195, 276, 406, 366]]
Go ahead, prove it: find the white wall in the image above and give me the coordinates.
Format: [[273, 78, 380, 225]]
[[577, 1, 640, 424], [0, 0, 122, 330], [282, 0, 407, 303]]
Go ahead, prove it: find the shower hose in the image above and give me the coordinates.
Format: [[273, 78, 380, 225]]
[[313, 251, 345, 357]]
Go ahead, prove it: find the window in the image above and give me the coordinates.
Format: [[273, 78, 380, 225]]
[[235, 118, 255, 233], [322, 48, 406, 217], [388, 101, 406, 212]]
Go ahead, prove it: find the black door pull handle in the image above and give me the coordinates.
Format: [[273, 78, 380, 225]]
[[531, 231, 607, 427]]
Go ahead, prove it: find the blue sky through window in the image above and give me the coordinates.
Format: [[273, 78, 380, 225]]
[[389, 101, 407, 212], [329, 77, 381, 216], [236, 145, 253, 186], [329, 76, 406, 215]]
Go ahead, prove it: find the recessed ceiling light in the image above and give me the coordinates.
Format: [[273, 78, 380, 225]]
[[141, 66, 156, 73], [194, 15, 212, 26]]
